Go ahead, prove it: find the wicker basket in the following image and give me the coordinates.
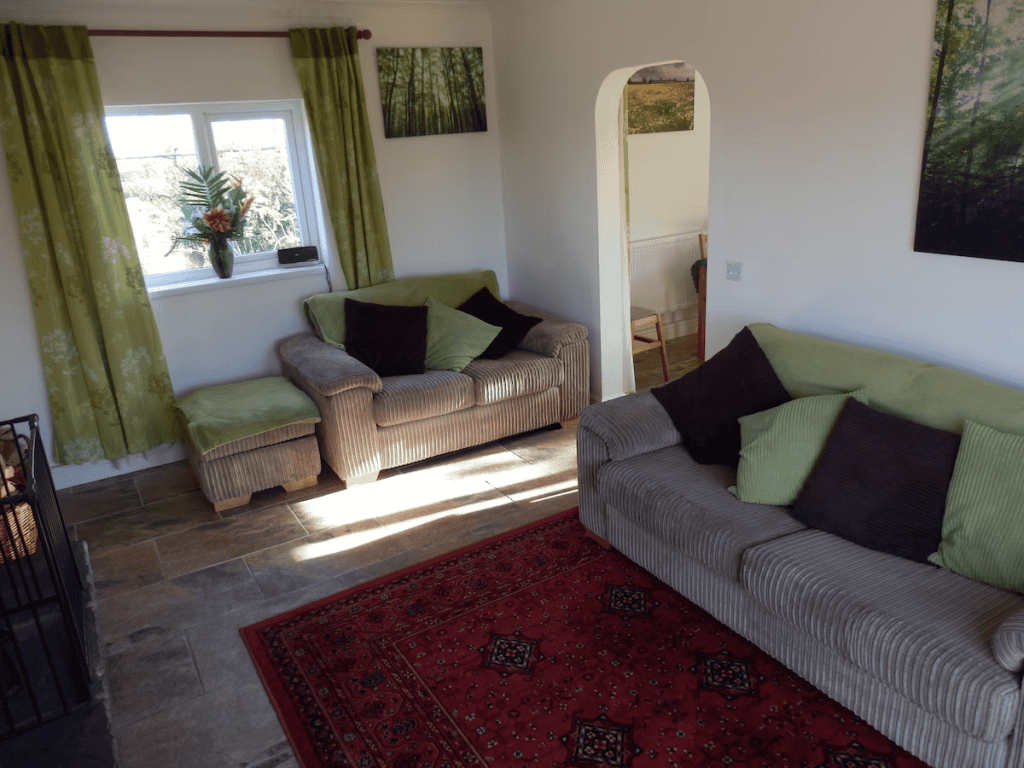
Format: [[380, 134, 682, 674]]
[[0, 498, 38, 563], [0, 427, 36, 562]]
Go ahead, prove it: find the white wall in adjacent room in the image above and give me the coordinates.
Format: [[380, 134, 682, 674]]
[[626, 70, 710, 340]]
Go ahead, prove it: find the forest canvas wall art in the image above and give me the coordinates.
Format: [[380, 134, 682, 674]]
[[376, 47, 487, 139], [627, 62, 695, 134], [915, 0, 1024, 262]]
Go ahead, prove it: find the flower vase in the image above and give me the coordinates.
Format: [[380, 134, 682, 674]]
[[208, 238, 233, 279]]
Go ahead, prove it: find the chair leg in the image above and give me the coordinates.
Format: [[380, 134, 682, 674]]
[[656, 316, 670, 381]]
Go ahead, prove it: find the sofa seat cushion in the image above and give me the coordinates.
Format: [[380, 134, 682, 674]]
[[462, 350, 562, 406], [372, 370, 474, 427], [595, 445, 805, 581], [742, 530, 1024, 742]]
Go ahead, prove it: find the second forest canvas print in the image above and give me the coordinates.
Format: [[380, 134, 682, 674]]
[[915, 0, 1024, 261], [376, 47, 487, 139]]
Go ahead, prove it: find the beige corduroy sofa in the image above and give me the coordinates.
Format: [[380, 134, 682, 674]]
[[278, 271, 589, 485], [578, 323, 1024, 768]]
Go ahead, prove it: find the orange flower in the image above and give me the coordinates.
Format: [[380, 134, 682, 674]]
[[203, 207, 232, 233], [239, 195, 255, 218]]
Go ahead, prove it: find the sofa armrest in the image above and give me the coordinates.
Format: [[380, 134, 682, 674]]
[[579, 390, 680, 462], [505, 300, 588, 358], [277, 333, 383, 397], [277, 333, 382, 484], [993, 607, 1024, 673], [577, 391, 681, 540], [505, 301, 590, 421]]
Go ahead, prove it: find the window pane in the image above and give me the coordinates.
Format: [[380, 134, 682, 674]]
[[211, 118, 302, 254], [106, 114, 204, 275]]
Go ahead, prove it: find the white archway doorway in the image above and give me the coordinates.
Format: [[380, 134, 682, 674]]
[[594, 62, 710, 399]]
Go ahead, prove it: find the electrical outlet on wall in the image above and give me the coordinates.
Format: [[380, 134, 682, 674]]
[[726, 261, 742, 281]]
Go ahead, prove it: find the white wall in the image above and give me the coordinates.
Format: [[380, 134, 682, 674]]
[[488, 0, 1024, 402], [626, 74, 710, 242], [627, 70, 710, 339], [1, 0, 507, 487]]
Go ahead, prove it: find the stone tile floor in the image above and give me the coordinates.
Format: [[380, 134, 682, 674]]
[[36, 423, 579, 768]]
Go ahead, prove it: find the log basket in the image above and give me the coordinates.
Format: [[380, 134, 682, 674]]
[[0, 426, 37, 562]]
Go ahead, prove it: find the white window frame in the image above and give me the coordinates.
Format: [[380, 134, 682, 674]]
[[106, 99, 322, 291]]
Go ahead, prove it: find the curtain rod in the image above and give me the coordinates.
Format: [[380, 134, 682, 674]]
[[88, 29, 372, 40]]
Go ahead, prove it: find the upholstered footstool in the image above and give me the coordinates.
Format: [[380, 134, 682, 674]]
[[176, 376, 322, 512]]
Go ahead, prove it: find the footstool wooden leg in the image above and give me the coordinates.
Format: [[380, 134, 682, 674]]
[[282, 476, 318, 493], [213, 494, 251, 513]]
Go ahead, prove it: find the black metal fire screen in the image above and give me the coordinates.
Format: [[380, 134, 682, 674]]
[[0, 414, 90, 736]]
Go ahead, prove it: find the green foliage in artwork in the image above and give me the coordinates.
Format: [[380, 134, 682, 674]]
[[916, 0, 1024, 260], [627, 81, 694, 134], [377, 47, 487, 139]]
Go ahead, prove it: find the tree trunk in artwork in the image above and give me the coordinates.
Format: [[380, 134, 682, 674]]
[[461, 48, 487, 132], [914, 0, 1024, 260], [377, 46, 486, 139]]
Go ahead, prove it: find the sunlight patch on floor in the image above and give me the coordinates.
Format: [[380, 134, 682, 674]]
[[292, 469, 492, 530], [292, 525, 394, 562]]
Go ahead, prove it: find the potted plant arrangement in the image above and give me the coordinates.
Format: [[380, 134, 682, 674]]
[[169, 165, 254, 278]]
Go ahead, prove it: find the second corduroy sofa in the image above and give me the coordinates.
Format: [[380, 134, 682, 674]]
[[578, 322, 1024, 768], [278, 270, 589, 485]]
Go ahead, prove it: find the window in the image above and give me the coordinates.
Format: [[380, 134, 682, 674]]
[[105, 101, 321, 287]]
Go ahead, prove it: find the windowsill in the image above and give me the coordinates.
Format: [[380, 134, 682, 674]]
[[147, 263, 326, 299]]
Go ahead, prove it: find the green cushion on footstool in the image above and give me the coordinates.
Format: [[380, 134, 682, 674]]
[[176, 376, 321, 455], [176, 376, 322, 511]]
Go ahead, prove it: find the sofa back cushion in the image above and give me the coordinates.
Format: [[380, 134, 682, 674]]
[[748, 322, 1024, 437], [304, 270, 501, 349]]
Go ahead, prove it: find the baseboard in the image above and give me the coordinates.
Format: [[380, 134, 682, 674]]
[[51, 442, 186, 490], [660, 305, 697, 339]]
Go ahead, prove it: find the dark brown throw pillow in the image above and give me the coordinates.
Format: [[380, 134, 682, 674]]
[[792, 398, 960, 564], [344, 298, 428, 377], [650, 327, 792, 466], [457, 287, 543, 359]]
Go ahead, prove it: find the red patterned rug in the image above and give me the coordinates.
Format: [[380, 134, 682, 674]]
[[241, 509, 929, 768]]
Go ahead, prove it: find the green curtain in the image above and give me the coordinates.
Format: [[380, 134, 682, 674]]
[[289, 27, 394, 290], [0, 23, 179, 464]]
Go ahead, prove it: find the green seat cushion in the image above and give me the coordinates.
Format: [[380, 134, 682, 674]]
[[730, 389, 868, 506], [424, 298, 501, 373], [303, 270, 501, 350], [176, 376, 320, 455], [929, 420, 1024, 593]]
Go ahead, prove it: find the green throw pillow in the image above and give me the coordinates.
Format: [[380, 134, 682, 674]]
[[730, 389, 868, 505], [929, 420, 1024, 593], [175, 376, 320, 455], [424, 298, 501, 372]]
